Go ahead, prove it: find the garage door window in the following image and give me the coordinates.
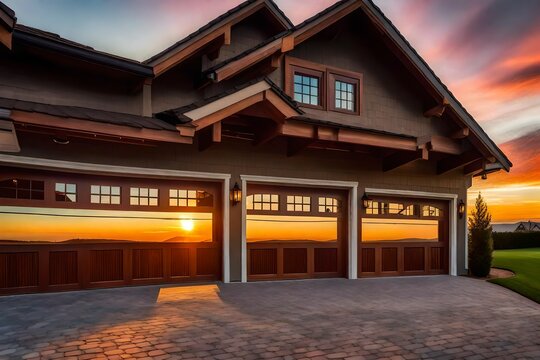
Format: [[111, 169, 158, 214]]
[[0, 206, 213, 243], [247, 194, 279, 211], [362, 218, 439, 242], [247, 215, 337, 242]]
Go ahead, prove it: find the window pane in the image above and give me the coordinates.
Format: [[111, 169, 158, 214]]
[[101, 186, 110, 195], [0, 206, 213, 243], [247, 215, 337, 242], [66, 184, 76, 193], [55, 183, 65, 192], [91, 185, 100, 194], [362, 219, 438, 242], [130, 188, 139, 196], [111, 187, 120, 196]]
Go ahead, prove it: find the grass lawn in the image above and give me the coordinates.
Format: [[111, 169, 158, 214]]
[[489, 248, 540, 304]]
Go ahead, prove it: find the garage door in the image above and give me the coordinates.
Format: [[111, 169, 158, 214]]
[[246, 185, 348, 281], [0, 167, 222, 295], [359, 196, 449, 277]]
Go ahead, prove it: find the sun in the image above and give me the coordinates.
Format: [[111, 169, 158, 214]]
[[180, 219, 195, 231]]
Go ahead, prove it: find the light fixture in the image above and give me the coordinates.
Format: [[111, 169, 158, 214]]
[[481, 172, 488, 180], [361, 192, 370, 209], [458, 199, 465, 218], [230, 182, 242, 206]]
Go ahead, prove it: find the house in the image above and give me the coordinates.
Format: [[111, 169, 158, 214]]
[[515, 221, 540, 232], [0, 0, 511, 295]]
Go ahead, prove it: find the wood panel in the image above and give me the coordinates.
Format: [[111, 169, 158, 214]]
[[0, 252, 38, 289], [314, 248, 338, 273], [283, 248, 307, 274], [250, 249, 277, 275], [196, 247, 219, 276], [171, 248, 190, 277], [49, 251, 77, 285], [361, 248, 376, 273], [89, 249, 123, 282], [132, 249, 163, 279], [430, 247, 445, 271], [403, 247, 425, 272], [381, 247, 398, 272]]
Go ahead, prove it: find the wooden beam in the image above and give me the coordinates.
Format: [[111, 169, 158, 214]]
[[286, 137, 313, 157], [198, 122, 221, 152], [0, 26, 12, 50], [263, 90, 299, 118], [281, 121, 418, 151], [281, 122, 317, 138], [423, 98, 450, 118], [294, 2, 363, 46], [281, 35, 295, 52], [153, 25, 230, 77], [317, 127, 339, 142], [437, 150, 482, 175], [383, 148, 428, 172], [214, 40, 282, 82], [193, 92, 264, 130], [338, 128, 417, 151], [11, 110, 193, 144], [253, 123, 282, 146], [463, 159, 486, 176], [426, 135, 462, 155], [270, 53, 283, 69], [451, 127, 469, 139]]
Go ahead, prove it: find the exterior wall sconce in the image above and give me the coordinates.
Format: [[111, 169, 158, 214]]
[[230, 182, 242, 206], [458, 199, 465, 218], [361, 192, 370, 209]]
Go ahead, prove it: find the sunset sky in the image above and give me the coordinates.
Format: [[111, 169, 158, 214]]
[[4, 0, 539, 223]]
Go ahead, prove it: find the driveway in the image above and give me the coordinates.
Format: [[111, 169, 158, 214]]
[[0, 276, 538, 360]]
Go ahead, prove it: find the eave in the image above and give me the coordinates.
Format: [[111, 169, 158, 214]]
[[13, 25, 153, 77], [205, 0, 511, 174], [145, 0, 293, 78]]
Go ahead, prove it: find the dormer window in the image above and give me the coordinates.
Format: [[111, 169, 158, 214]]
[[331, 75, 359, 114], [286, 56, 362, 115], [293, 73, 321, 106]]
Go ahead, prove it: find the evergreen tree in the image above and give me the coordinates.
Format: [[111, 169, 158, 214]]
[[468, 193, 493, 277]]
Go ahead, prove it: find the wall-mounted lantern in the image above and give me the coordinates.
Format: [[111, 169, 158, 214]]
[[458, 199, 465, 218], [230, 182, 242, 206], [361, 192, 370, 209]]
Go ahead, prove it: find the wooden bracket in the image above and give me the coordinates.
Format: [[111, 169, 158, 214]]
[[382, 148, 428, 172], [437, 150, 482, 175], [286, 137, 313, 157], [423, 98, 450, 118]]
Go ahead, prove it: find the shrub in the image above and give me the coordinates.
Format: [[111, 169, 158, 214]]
[[493, 231, 540, 250], [468, 194, 493, 277]]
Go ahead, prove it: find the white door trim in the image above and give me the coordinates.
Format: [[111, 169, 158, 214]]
[[365, 187, 459, 276], [240, 174, 359, 282], [0, 154, 232, 283]]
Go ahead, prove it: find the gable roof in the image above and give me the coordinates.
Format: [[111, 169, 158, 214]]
[[12, 24, 153, 77], [144, 0, 293, 77], [204, 0, 511, 172]]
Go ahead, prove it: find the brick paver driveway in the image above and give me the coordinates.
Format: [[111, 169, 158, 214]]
[[0, 276, 539, 360]]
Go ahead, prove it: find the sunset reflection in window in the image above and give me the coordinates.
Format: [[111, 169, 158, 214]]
[[362, 218, 438, 242], [0, 206, 212, 243], [247, 215, 337, 243]]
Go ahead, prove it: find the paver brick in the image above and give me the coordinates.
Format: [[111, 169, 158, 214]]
[[0, 277, 538, 360]]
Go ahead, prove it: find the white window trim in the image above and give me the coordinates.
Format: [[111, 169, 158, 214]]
[[365, 187, 459, 276], [240, 174, 359, 282], [0, 154, 232, 283]]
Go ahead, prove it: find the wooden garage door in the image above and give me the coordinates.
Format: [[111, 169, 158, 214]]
[[246, 185, 348, 281], [0, 167, 222, 295], [358, 197, 449, 277]]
